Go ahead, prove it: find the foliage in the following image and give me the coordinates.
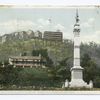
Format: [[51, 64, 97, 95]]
[[93, 76, 100, 88], [81, 53, 98, 84], [32, 49, 53, 67], [0, 65, 23, 86], [0, 37, 100, 89]]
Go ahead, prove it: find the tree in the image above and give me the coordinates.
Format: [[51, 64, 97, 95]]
[[21, 52, 27, 56], [0, 65, 23, 87], [93, 76, 100, 88], [32, 49, 54, 67], [47, 57, 71, 85], [58, 57, 71, 81], [81, 53, 98, 84]]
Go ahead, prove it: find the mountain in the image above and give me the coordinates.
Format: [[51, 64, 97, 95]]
[[0, 30, 42, 43], [0, 30, 100, 68]]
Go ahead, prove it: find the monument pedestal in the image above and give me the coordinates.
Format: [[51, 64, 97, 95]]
[[64, 66, 93, 88], [69, 66, 88, 88], [69, 80, 87, 88]]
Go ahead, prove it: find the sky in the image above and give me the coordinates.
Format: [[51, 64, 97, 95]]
[[0, 0, 99, 5], [0, 6, 100, 43]]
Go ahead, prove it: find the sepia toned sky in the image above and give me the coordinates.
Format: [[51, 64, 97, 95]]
[[0, 7, 100, 43]]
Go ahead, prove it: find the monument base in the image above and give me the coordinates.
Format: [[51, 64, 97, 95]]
[[64, 79, 93, 88], [69, 79, 88, 88], [70, 66, 89, 88], [64, 66, 93, 88]]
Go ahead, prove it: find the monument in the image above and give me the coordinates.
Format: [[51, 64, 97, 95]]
[[64, 10, 93, 88]]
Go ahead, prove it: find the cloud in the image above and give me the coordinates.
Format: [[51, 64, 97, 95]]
[[0, 18, 66, 35], [63, 31, 73, 40], [37, 25, 44, 30], [0, 19, 36, 35], [37, 18, 66, 32], [54, 24, 65, 31], [81, 17, 95, 28], [81, 30, 100, 43], [88, 18, 95, 24], [0, 18, 99, 44], [37, 18, 50, 26], [0, 20, 36, 28]]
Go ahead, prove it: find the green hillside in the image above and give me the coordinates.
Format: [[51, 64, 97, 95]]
[[0, 39, 73, 65], [0, 38, 100, 67], [0, 38, 100, 89]]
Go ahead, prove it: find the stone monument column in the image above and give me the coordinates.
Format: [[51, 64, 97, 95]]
[[69, 10, 88, 88]]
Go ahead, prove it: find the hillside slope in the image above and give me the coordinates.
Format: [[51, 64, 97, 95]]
[[0, 31, 100, 67], [0, 39, 100, 67]]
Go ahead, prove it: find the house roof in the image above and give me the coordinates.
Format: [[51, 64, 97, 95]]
[[9, 56, 41, 60]]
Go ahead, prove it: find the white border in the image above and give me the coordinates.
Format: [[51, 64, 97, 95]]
[[0, 90, 100, 95], [0, 0, 99, 5], [0, 0, 100, 96]]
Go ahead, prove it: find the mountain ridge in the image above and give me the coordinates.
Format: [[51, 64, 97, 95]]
[[0, 30, 100, 68]]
